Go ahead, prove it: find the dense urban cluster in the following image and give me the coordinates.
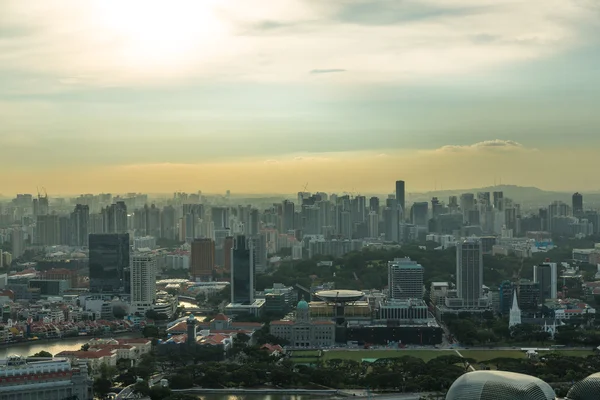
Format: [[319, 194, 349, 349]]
[[1, 182, 600, 399]]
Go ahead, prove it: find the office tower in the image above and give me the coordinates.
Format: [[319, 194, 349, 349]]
[[249, 234, 268, 273], [101, 201, 128, 234], [351, 195, 367, 223], [339, 210, 353, 239], [223, 236, 234, 272], [11, 227, 24, 259], [190, 238, 215, 280], [89, 233, 130, 293], [533, 261, 557, 303], [460, 193, 475, 222], [456, 239, 483, 307], [70, 204, 89, 247], [36, 214, 60, 246], [493, 191, 504, 210], [388, 257, 424, 300], [130, 253, 157, 305], [477, 192, 491, 207], [302, 204, 321, 235], [395, 180, 405, 215], [248, 208, 260, 236], [231, 235, 254, 304], [59, 216, 71, 245], [282, 200, 295, 232], [448, 196, 458, 213], [431, 197, 443, 219], [211, 207, 229, 230], [367, 211, 379, 238], [411, 202, 429, 227], [160, 205, 176, 240], [369, 197, 379, 212], [573, 192, 583, 215]]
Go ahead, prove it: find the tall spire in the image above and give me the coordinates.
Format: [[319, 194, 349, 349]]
[[509, 289, 522, 328]]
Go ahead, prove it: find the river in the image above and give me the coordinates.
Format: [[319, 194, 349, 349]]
[[0, 333, 142, 358]]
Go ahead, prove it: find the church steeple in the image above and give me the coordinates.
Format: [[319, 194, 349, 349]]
[[509, 289, 522, 328]]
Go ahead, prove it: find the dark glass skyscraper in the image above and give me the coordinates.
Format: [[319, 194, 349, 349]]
[[89, 233, 130, 293], [395, 180, 405, 214], [231, 235, 254, 304], [573, 192, 583, 215]]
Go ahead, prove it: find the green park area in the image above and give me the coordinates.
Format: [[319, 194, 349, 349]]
[[290, 348, 595, 364]]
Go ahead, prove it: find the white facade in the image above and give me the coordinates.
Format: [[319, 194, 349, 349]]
[[130, 253, 157, 311], [509, 290, 521, 328], [134, 236, 156, 250], [388, 257, 424, 300]]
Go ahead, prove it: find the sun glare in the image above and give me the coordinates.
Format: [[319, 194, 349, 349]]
[[91, 0, 226, 71]]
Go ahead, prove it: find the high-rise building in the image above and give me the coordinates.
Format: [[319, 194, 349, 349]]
[[369, 196, 379, 212], [70, 204, 90, 247], [388, 257, 424, 300], [573, 192, 583, 215], [367, 211, 379, 238], [460, 193, 475, 222], [231, 235, 254, 304], [248, 208, 260, 236], [211, 207, 229, 230], [249, 234, 267, 273], [456, 239, 483, 307], [411, 202, 429, 227], [493, 191, 504, 210], [36, 214, 60, 246], [11, 227, 24, 259], [533, 261, 557, 303], [395, 180, 405, 215], [223, 236, 234, 272], [190, 238, 215, 280], [130, 253, 157, 308], [89, 233, 130, 293], [101, 201, 128, 234], [282, 200, 295, 232], [160, 205, 176, 240]]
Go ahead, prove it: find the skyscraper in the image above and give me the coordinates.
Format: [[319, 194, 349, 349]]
[[572, 192, 583, 215], [36, 214, 60, 246], [460, 193, 475, 222], [369, 196, 379, 212], [11, 227, 24, 259], [190, 238, 215, 280], [493, 191, 504, 210], [70, 204, 89, 247], [130, 252, 157, 308], [456, 239, 483, 307], [395, 180, 405, 215], [101, 201, 128, 234], [411, 202, 429, 227], [533, 261, 557, 303], [388, 257, 424, 300], [89, 233, 130, 293], [231, 235, 254, 304], [282, 200, 295, 233]]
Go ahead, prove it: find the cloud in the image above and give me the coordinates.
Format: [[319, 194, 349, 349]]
[[0, 0, 596, 88], [309, 69, 346, 74], [434, 139, 530, 153]]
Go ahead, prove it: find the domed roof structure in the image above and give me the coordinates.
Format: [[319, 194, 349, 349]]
[[446, 371, 555, 400], [297, 299, 309, 310], [567, 372, 600, 400]]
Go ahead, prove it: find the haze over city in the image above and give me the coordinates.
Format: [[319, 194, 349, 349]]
[[2, 0, 600, 194]]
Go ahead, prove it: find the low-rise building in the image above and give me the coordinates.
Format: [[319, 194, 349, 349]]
[[0, 355, 93, 399], [270, 300, 335, 348]]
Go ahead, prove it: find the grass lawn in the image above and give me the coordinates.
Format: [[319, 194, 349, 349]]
[[320, 349, 596, 364], [291, 350, 321, 357], [290, 357, 320, 364]]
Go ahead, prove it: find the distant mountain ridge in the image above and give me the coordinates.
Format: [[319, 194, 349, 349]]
[[407, 185, 600, 206]]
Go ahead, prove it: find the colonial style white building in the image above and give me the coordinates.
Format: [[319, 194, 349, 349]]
[[270, 299, 335, 348]]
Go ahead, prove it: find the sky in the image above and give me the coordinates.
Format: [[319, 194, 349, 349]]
[[1, 0, 600, 196]]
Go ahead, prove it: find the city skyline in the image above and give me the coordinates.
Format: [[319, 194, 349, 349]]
[[1, 1, 600, 194]]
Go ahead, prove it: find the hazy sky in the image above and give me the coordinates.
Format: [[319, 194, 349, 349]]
[[1, 0, 600, 195]]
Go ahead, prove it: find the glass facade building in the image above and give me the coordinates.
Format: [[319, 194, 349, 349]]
[[446, 371, 555, 400], [567, 372, 600, 400], [231, 235, 254, 304], [89, 233, 130, 293]]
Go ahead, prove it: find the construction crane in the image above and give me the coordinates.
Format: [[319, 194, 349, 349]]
[[302, 182, 309, 192]]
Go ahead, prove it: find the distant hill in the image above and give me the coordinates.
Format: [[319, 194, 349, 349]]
[[408, 185, 600, 207]]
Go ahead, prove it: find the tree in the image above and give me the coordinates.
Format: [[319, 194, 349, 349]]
[[80, 344, 90, 352], [142, 325, 160, 338], [93, 377, 112, 399], [32, 351, 52, 358]]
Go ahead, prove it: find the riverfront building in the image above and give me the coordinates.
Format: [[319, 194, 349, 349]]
[[0, 355, 93, 400]]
